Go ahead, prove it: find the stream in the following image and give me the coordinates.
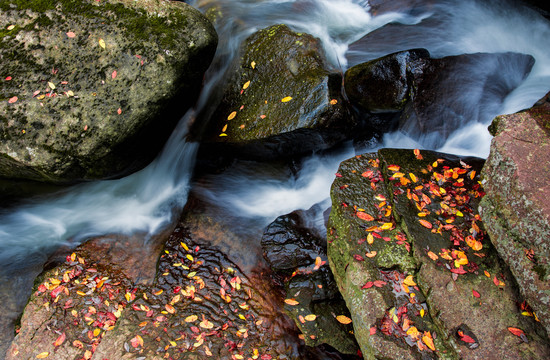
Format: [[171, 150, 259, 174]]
[[1, 0, 550, 356]]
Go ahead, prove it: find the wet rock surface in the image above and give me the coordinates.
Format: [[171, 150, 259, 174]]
[[0, 0, 217, 183], [196, 24, 356, 160], [261, 209, 361, 355], [327, 148, 550, 359], [344, 50, 535, 147], [480, 91, 550, 339]]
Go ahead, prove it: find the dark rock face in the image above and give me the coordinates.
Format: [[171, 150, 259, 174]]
[[344, 48, 429, 113], [328, 148, 550, 359], [480, 92, 550, 339], [196, 24, 355, 160], [261, 209, 360, 355], [0, 0, 217, 183], [344, 50, 535, 147]]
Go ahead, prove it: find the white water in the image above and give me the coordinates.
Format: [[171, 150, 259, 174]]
[[1, 0, 549, 268]]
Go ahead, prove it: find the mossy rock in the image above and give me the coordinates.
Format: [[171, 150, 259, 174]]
[[0, 0, 217, 183], [196, 24, 354, 160], [328, 148, 550, 360]]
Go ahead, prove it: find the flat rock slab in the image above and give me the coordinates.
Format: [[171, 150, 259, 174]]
[[0, 0, 217, 183], [328, 148, 550, 359], [480, 92, 550, 339]]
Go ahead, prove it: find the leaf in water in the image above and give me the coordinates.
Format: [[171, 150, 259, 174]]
[[66, 31, 76, 38], [8, 96, 17, 104], [419, 219, 432, 229], [99, 38, 106, 49], [284, 298, 299, 306], [36, 352, 49, 358], [336, 315, 352, 324], [356, 212, 374, 221], [281, 96, 292, 102]]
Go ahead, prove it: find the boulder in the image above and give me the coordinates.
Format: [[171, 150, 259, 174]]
[[0, 0, 217, 183], [196, 24, 355, 160], [480, 92, 550, 339], [328, 148, 550, 359], [344, 50, 535, 147]]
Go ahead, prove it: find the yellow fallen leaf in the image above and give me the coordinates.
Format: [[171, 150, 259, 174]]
[[380, 222, 393, 230], [48, 82, 56, 90], [304, 314, 317, 321], [422, 331, 436, 351], [281, 96, 292, 102], [336, 315, 352, 324], [403, 275, 417, 287], [185, 315, 198, 322], [242, 81, 250, 89], [99, 38, 106, 49], [251, 61, 256, 69], [36, 352, 49, 359], [7, 25, 15, 31]]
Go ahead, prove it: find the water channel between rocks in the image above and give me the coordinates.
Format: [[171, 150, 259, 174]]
[[1, 0, 550, 358]]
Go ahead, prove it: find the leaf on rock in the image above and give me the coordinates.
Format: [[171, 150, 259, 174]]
[[356, 212, 374, 221], [336, 315, 352, 324]]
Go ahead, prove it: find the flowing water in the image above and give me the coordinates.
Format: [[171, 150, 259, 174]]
[[1, 0, 549, 356]]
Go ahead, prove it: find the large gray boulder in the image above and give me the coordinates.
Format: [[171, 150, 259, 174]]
[[0, 0, 217, 183], [480, 92, 550, 339]]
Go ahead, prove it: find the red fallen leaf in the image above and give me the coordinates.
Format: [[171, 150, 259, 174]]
[[508, 327, 525, 337], [8, 96, 17, 104], [373, 280, 387, 288], [353, 254, 364, 261], [472, 290, 481, 298], [369, 327, 377, 335], [50, 285, 65, 299], [130, 335, 143, 348], [362, 170, 373, 178], [361, 281, 373, 289], [335, 173, 342, 177], [450, 267, 467, 274], [458, 330, 476, 343], [54, 332, 66, 347], [419, 219, 432, 229], [356, 212, 374, 221], [5, 76, 12, 81]]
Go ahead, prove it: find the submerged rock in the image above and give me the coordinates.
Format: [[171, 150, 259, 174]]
[[261, 209, 360, 355], [196, 24, 355, 160], [480, 91, 550, 339], [328, 148, 550, 359], [0, 0, 217, 183]]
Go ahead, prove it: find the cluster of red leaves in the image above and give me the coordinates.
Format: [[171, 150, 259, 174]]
[[32, 253, 128, 360]]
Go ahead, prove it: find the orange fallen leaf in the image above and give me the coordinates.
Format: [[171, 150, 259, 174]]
[[356, 212, 374, 221], [54, 332, 66, 347], [227, 111, 237, 120], [387, 165, 400, 172], [366, 251, 377, 258], [336, 315, 352, 324], [419, 219, 432, 229], [508, 327, 525, 337], [165, 304, 175, 314], [329, 99, 338, 105], [284, 298, 299, 306], [403, 275, 416, 287], [427, 251, 438, 260], [8, 96, 17, 104], [422, 331, 436, 351]]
